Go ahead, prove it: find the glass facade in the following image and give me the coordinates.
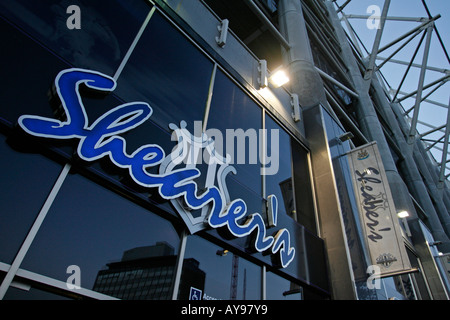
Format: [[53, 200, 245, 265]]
[[1, 0, 444, 302], [0, 0, 329, 300]]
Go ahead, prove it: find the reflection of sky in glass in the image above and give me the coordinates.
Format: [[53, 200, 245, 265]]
[[0, 134, 62, 263], [21, 172, 180, 290], [116, 12, 213, 133], [0, 0, 151, 76], [266, 271, 301, 300], [265, 115, 292, 217], [182, 235, 261, 300], [206, 70, 262, 195]]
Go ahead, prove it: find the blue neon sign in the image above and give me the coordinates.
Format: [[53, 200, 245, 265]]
[[18, 68, 295, 268]]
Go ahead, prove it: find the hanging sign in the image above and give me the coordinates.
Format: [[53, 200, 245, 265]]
[[18, 68, 295, 268], [347, 142, 411, 277]]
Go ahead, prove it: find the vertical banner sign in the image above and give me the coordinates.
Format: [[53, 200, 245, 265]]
[[347, 142, 411, 277]]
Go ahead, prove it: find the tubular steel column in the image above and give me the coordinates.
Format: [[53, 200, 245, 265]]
[[278, 0, 327, 109], [279, 0, 357, 299], [363, 0, 391, 88], [407, 24, 434, 146], [325, 0, 409, 215]]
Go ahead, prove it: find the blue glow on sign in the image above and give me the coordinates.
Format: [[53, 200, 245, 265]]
[[18, 68, 295, 268]]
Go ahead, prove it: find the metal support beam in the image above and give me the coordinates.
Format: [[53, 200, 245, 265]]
[[419, 124, 446, 138], [363, 0, 390, 86], [336, 0, 351, 13], [245, 0, 291, 50], [315, 66, 359, 98], [377, 14, 440, 54], [424, 134, 445, 152], [377, 57, 450, 74], [407, 24, 434, 145], [343, 14, 431, 23], [396, 75, 449, 103], [438, 97, 450, 186]]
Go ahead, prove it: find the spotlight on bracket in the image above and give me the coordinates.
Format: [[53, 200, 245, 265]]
[[269, 68, 290, 88], [257, 59, 268, 89]]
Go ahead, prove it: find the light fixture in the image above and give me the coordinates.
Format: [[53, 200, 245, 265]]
[[397, 210, 409, 218], [269, 69, 290, 88]]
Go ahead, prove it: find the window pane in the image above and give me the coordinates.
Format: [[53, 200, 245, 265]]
[[0, 133, 62, 264], [265, 115, 294, 218], [0, 17, 70, 125], [21, 172, 180, 300], [206, 70, 262, 195], [0, 0, 152, 76], [179, 235, 261, 300], [291, 140, 317, 234], [266, 271, 302, 300], [115, 12, 214, 133]]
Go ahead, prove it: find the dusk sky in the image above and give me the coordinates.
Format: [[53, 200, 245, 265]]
[[334, 0, 450, 174]]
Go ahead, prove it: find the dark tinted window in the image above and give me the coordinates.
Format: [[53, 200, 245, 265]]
[[0, 133, 62, 264], [0, 0, 152, 76], [21, 172, 180, 299], [291, 140, 317, 234], [206, 70, 262, 195], [179, 235, 262, 300], [266, 271, 302, 300], [115, 12, 214, 133], [0, 17, 70, 126]]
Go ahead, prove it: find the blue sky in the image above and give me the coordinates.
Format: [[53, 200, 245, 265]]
[[334, 0, 450, 172]]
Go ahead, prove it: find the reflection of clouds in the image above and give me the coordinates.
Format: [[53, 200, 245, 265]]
[[117, 64, 206, 130], [0, 0, 121, 73], [49, 0, 121, 66]]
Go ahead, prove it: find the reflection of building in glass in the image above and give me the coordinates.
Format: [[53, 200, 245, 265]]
[[92, 242, 205, 300]]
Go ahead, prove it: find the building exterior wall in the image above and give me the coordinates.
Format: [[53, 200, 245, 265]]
[[0, 0, 448, 300]]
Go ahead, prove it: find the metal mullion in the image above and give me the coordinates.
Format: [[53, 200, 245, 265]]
[[171, 230, 188, 300], [202, 63, 218, 132], [113, 5, 156, 81], [261, 265, 266, 300]]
